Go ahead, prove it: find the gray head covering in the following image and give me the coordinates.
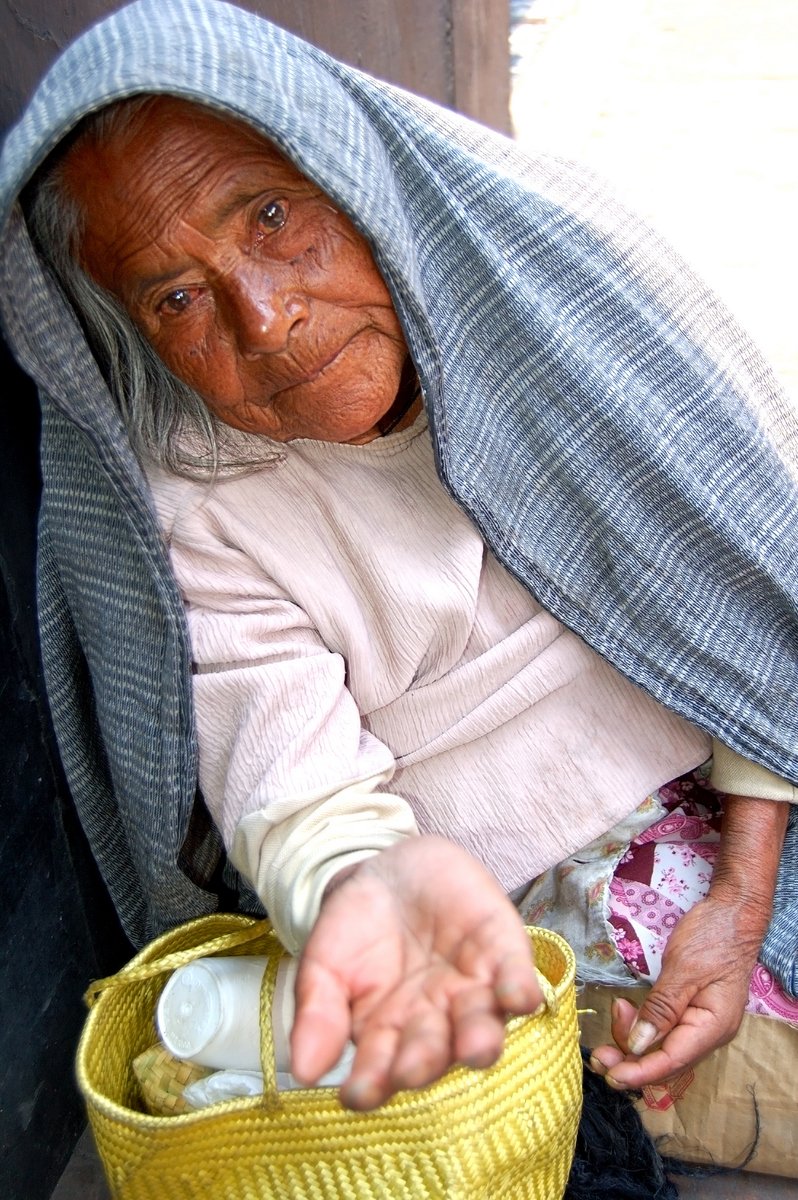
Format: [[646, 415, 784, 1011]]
[[0, 0, 796, 979]]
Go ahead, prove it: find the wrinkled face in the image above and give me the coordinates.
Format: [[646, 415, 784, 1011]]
[[64, 97, 409, 443]]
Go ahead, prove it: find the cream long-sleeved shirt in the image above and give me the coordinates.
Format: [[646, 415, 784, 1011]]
[[148, 415, 719, 952]]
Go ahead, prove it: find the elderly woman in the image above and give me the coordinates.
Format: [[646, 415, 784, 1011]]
[[2, 0, 798, 1112]]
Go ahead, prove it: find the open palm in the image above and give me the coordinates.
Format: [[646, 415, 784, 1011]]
[[290, 836, 543, 1109]]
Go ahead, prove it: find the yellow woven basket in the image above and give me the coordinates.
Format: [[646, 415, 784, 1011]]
[[77, 914, 582, 1200]]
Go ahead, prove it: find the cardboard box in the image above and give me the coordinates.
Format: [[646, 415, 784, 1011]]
[[578, 985, 798, 1177]]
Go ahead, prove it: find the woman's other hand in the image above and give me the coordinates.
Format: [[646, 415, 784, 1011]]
[[289, 836, 543, 1109], [590, 794, 789, 1089], [588, 891, 761, 1088]]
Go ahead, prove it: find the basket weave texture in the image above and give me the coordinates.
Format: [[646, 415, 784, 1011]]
[[77, 914, 582, 1200], [132, 1044, 212, 1116]]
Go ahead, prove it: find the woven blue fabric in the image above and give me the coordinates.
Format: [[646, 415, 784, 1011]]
[[761, 805, 798, 996], [0, 0, 796, 968]]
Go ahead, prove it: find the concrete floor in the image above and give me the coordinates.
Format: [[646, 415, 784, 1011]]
[[53, 1, 798, 1196], [510, 0, 798, 404], [51, 1130, 108, 1200]]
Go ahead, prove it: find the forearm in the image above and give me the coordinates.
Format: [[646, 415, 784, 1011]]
[[709, 792, 790, 932]]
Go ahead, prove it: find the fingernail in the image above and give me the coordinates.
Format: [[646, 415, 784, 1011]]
[[587, 1054, 605, 1075], [495, 980, 522, 1005], [342, 1079, 373, 1108], [611, 998, 622, 1021], [531, 1000, 546, 1018], [628, 1019, 657, 1055], [605, 1074, 627, 1091]]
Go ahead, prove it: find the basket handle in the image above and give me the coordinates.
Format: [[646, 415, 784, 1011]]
[[258, 950, 285, 1100], [534, 967, 559, 1017], [84, 919, 277, 1007], [85, 921, 563, 1105], [86, 917, 287, 1102]]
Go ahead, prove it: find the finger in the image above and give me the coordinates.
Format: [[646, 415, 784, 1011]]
[[450, 902, 537, 990], [609, 997, 640, 1054], [493, 947, 544, 1015], [627, 967, 695, 1055], [588, 1043, 625, 1076], [589, 997, 638, 1074], [390, 1005, 454, 1091], [451, 984, 506, 1069], [340, 1024, 402, 1111], [290, 962, 353, 1086], [605, 1017, 722, 1089]]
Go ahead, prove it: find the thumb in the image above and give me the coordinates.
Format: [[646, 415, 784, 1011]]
[[627, 965, 694, 1055]]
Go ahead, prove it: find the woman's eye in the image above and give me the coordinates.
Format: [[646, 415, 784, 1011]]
[[159, 288, 194, 315], [257, 200, 287, 233]]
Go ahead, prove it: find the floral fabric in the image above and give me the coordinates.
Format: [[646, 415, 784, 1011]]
[[608, 771, 798, 1025], [520, 767, 798, 1026]]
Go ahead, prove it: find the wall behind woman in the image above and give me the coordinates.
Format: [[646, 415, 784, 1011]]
[[0, 0, 511, 133], [0, 3, 509, 1197]]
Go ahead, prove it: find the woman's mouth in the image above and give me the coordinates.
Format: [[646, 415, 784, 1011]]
[[277, 334, 358, 393]]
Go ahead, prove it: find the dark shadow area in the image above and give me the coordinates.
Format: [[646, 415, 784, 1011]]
[[0, 337, 132, 1200]]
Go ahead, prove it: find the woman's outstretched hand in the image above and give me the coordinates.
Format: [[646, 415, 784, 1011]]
[[289, 836, 543, 1110]]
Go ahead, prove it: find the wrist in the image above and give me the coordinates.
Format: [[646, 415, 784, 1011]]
[[706, 875, 774, 931], [321, 861, 364, 904]]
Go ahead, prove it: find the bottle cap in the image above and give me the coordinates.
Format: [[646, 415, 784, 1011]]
[[157, 961, 223, 1061]]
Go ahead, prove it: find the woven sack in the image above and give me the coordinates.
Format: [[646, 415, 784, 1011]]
[[77, 913, 582, 1200]]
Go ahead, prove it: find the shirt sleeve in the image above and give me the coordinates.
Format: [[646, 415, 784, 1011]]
[[710, 739, 797, 803], [165, 495, 419, 953]]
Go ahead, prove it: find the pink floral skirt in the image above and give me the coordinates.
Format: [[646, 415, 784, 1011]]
[[607, 770, 798, 1025]]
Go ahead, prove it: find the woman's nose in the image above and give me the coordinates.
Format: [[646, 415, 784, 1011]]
[[223, 264, 308, 357]]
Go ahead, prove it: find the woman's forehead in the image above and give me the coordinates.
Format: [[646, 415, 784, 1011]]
[[69, 95, 296, 186], [62, 96, 319, 290]]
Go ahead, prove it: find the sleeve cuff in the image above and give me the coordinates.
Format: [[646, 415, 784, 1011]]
[[710, 739, 797, 803], [229, 776, 419, 954]]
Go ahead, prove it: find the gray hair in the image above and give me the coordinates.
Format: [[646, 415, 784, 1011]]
[[26, 97, 281, 479]]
